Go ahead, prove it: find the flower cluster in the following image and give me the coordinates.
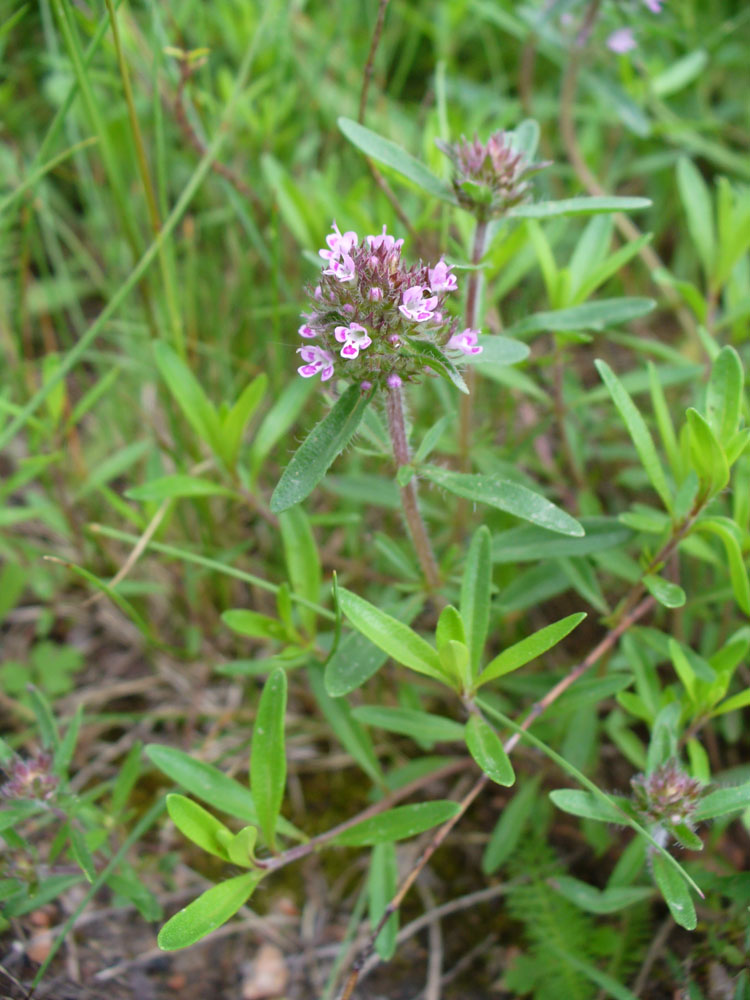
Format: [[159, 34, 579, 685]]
[[296, 223, 481, 387], [1, 751, 58, 802], [630, 760, 703, 829], [435, 131, 549, 218]]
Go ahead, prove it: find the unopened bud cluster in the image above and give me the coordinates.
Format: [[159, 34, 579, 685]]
[[631, 760, 703, 828], [436, 130, 549, 217], [1, 751, 58, 802], [296, 223, 481, 389]]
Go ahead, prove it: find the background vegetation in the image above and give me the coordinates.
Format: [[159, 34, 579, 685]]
[[2, 1, 750, 998]]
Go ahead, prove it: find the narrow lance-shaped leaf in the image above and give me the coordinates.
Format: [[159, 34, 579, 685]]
[[279, 506, 321, 636], [270, 384, 373, 513], [166, 794, 232, 861], [250, 668, 288, 850], [154, 342, 222, 455], [652, 852, 697, 930], [460, 526, 492, 678], [686, 408, 730, 500], [507, 196, 651, 219], [422, 466, 584, 537], [157, 872, 264, 950], [220, 373, 267, 468], [676, 158, 715, 279], [337, 117, 457, 204], [476, 612, 586, 688], [506, 298, 655, 338], [465, 715, 515, 786], [706, 346, 743, 446], [595, 360, 673, 512], [369, 842, 398, 960], [338, 588, 449, 684], [332, 801, 461, 846]]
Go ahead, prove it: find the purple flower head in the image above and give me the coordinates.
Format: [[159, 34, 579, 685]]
[[631, 760, 703, 829], [335, 322, 372, 360], [399, 285, 439, 323], [428, 260, 458, 293], [297, 345, 335, 381], [607, 27, 637, 53], [436, 130, 550, 217], [1, 752, 58, 802], [386, 374, 402, 389], [297, 222, 470, 390], [448, 328, 483, 355], [643, 0, 662, 11]]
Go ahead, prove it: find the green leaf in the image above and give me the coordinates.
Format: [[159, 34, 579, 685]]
[[352, 706, 464, 745], [552, 876, 653, 915], [686, 408, 730, 499], [476, 613, 586, 688], [461, 335, 530, 366], [677, 158, 715, 279], [464, 715, 515, 786], [642, 574, 686, 609], [221, 825, 259, 867], [332, 801, 461, 846], [154, 342, 222, 455], [693, 782, 750, 821], [219, 373, 267, 468], [158, 872, 263, 950], [492, 517, 631, 562], [69, 825, 97, 883], [221, 609, 287, 642], [270, 384, 373, 513], [250, 668, 287, 851], [166, 794, 232, 861], [652, 50, 708, 97], [706, 346, 744, 447], [422, 466, 584, 536], [337, 117, 456, 204], [652, 852, 697, 930], [507, 196, 651, 219], [405, 339, 468, 394], [338, 588, 447, 684], [126, 475, 236, 502], [482, 776, 541, 874], [435, 605, 466, 650], [506, 298, 655, 338], [595, 360, 672, 511], [308, 664, 383, 784], [695, 517, 750, 615], [460, 526, 492, 678], [369, 842, 398, 960], [549, 789, 629, 824], [279, 506, 321, 635], [147, 745, 255, 818]]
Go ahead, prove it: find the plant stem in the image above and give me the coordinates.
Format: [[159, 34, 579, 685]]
[[457, 217, 489, 472], [386, 381, 441, 591]]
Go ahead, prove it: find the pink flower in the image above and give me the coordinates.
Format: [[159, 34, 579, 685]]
[[320, 221, 357, 260], [323, 253, 356, 282], [448, 328, 482, 355], [607, 27, 637, 52], [399, 285, 439, 323], [369, 287, 383, 302], [428, 260, 458, 293], [334, 323, 372, 360], [298, 323, 317, 338], [386, 374, 402, 388], [367, 225, 404, 253], [297, 345, 335, 381], [642, 0, 662, 11]]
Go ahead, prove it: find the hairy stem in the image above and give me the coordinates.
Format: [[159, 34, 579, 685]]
[[386, 381, 441, 591], [457, 218, 489, 472]]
